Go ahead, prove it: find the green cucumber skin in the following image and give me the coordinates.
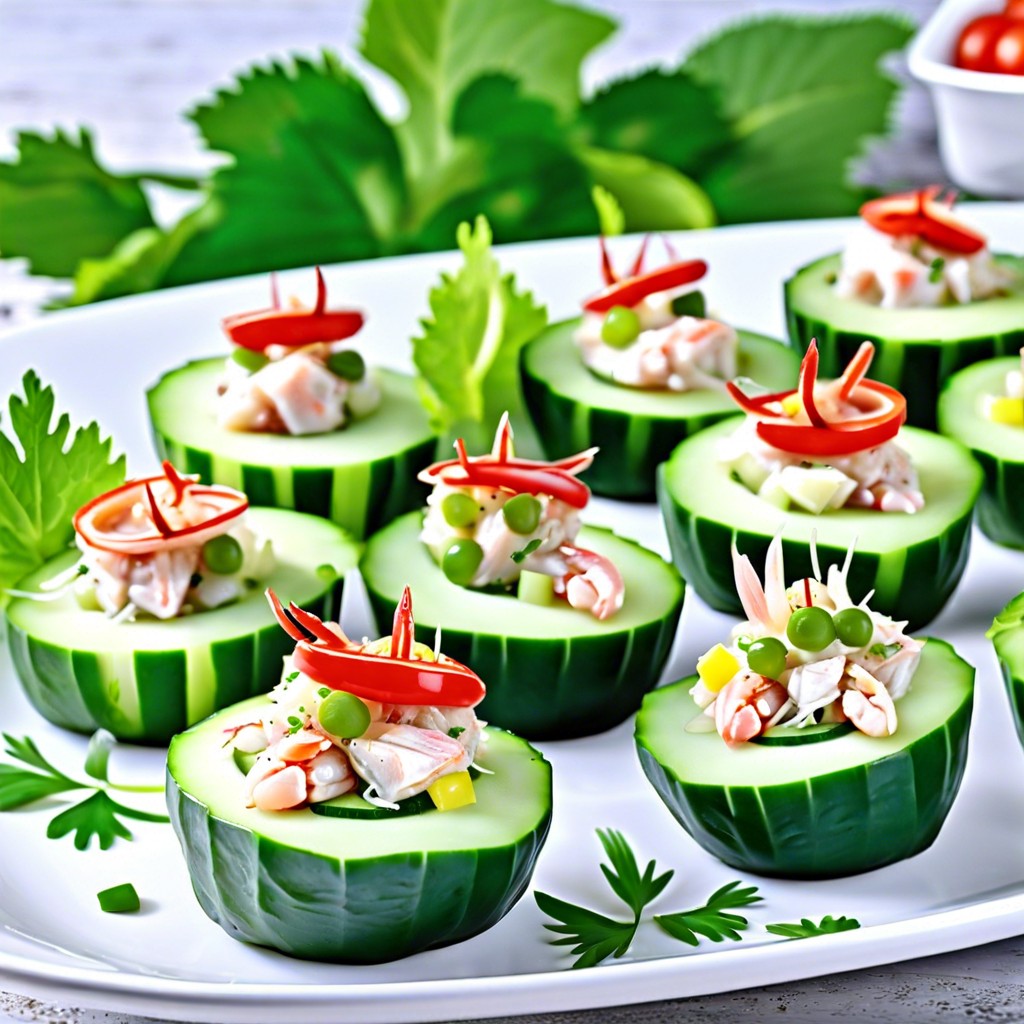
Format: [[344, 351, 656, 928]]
[[968, 449, 1024, 550], [636, 659, 973, 879], [166, 731, 552, 963], [6, 582, 344, 745], [998, 656, 1024, 752], [785, 254, 1024, 430], [521, 325, 797, 501], [991, 594, 1024, 750]]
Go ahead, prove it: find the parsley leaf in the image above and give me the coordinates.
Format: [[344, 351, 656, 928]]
[[592, 185, 625, 237], [412, 215, 547, 451], [45, 790, 167, 851], [654, 880, 762, 946], [685, 15, 914, 222], [870, 642, 901, 659], [0, 764, 83, 810], [534, 828, 673, 969], [448, 726, 466, 739], [0, 372, 125, 592], [766, 914, 861, 939], [511, 538, 542, 564]]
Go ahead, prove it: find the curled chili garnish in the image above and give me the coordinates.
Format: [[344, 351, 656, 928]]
[[267, 586, 485, 707], [221, 267, 365, 352], [74, 462, 248, 556], [860, 187, 985, 256], [583, 235, 707, 314], [726, 340, 907, 457], [419, 413, 596, 509]]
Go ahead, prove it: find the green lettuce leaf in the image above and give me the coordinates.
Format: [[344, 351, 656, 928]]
[[0, 129, 155, 277], [0, 372, 125, 591], [684, 15, 914, 222], [412, 216, 547, 452]]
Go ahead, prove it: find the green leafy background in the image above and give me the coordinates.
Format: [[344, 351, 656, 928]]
[[0, 1, 914, 305]]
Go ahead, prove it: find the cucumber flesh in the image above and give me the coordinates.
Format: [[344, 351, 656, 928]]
[[658, 418, 982, 630], [360, 513, 684, 739], [4, 508, 357, 744], [521, 321, 798, 499], [785, 253, 1024, 429], [147, 359, 437, 539], [167, 696, 552, 963], [635, 639, 974, 878], [938, 357, 1024, 549]]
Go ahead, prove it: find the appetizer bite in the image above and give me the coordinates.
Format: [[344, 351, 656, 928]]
[[6, 462, 358, 743], [785, 188, 1024, 428], [635, 539, 974, 879], [521, 237, 798, 499], [658, 341, 982, 630], [989, 592, 1024, 751], [938, 349, 1024, 549], [361, 415, 684, 738], [167, 588, 552, 963], [147, 269, 437, 539]]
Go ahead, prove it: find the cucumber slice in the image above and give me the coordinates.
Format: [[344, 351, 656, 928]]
[[147, 359, 437, 539], [167, 696, 552, 962], [754, 722, 854, 746], [785, 253, 1024, 429], [990, 593, 1024, 750], [635, 639, 974, 879], [521, 321, 798, 499], [658, 418, 982, 630], [938, 357, 1024, 549], [4, 509, 357, 744], [360, 513, 685, 739]]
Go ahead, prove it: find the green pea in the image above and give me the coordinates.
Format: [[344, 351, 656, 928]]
[[502, 493, 542, 535], [746, 637, 788, 679], [833, 607, 874, 648], [231, 348, 270, 373], [600, 305, 641, 348], [202, 534, 243, 575], [326, 350, 366, 381], [442, 538, 483, 586], [786, 606, 837, 652], [318, 690, 370, 739], [441, 492, 478, 528]]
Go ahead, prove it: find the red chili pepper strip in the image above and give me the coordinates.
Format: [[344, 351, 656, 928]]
[[725, 382, 793, 418], [803, 578, 813, 608], [799, 342, 827, 428], [439, 464, 590, 508], [599, 236, 617, 286], [860, 188, 985, 255], [391, 585, 414, 660], [145, 483, 174, 538], [838, 342, 876, 402], [427, 449, 597, 477], [583, 259, 708, 314], [288, 601, 344, 647], [266, 589, 308, 643], [161, 461, 195, 507], [628, 235, 650, 277], [293, 644, 485, 707]]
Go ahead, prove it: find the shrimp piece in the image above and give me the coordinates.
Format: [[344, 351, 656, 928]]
[[841, 664, 897, 738], [714, 672, 790, 746], [560, 545, 624, 620], [304, 747, 357, 803]]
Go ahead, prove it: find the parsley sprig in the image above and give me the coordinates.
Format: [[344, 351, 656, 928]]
[[766, 915, 861, 939], [0, 731, 167, 850], [654, 881, 762, 946], [534, 828, 673, 969]]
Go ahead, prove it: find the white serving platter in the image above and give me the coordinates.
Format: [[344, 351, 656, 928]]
[[1, 208, 1023, 1024]]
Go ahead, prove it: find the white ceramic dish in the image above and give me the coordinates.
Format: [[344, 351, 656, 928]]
[[909, 0, 1024, 197], [1, 209, 1024, 1024]]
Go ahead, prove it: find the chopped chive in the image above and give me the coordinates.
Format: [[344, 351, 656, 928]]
[[448, 726, 466, 738], [285, 671, 299, 683], [287, 715, 303, 734], [97, 883, 140, 913]]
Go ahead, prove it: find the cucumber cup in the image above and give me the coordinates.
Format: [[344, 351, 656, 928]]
[[990, 593, 1024, 750], [5, 507, 357, 744], [635, 639, 974, 879], [167, 695, 552, 963], [938, 357, 1024, 550], [521, 321, 798, 500]]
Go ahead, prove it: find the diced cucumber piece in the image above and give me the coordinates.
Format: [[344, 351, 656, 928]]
[[725, 451, 772, 493], [167, 697, 552, 962], [147, 359, 437, 539], [938, 357, 1024, 549], [361, 514, 684, 739], [635, 639, 974, 878], [658, 418, 981, 630], [990, 593, 1024, 750], [521, 322, 798, 499], [785, 253, 1024, 429], [518, 570, 555, 607], [778, 465, 857, 515], [4, 509, 357, 744], [756, 472, 790, 510]]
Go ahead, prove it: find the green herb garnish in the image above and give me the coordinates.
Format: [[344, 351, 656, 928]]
[[287, 716, 304, 735], [318, 687, 331, 699], [929, 257, 945, 283], [511, 538, 543, 564], [654, 881, 762, 946], [869, 642, 901, 659], [97, 882, 141, 914], [766, 914, 861, 939], [285, 671, 299, 683], [448, 726, 466, 739]]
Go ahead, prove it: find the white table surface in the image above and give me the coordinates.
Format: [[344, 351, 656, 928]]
[[2, 2, 1023, 1022]]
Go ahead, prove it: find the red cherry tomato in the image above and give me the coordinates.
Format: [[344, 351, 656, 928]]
[[1005, 0, 1024, 19], [955, 14, 1014, 71], [994, 22, 1024, 72]]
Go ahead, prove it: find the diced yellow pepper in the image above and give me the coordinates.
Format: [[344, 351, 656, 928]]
[[696, 643, 740, 693], [986, 396, 1024, 427], [781, 394, 802, 418], [427, 770, 476, 811]]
